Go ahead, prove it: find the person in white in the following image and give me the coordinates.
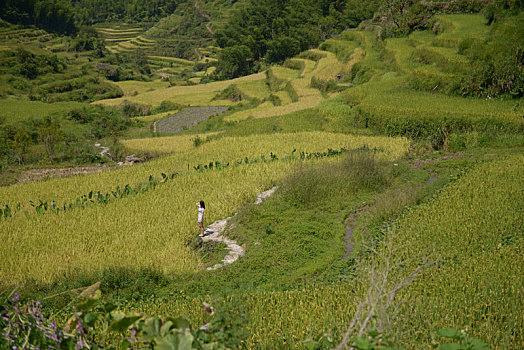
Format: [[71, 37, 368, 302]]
[[197, 200, 205, 237]]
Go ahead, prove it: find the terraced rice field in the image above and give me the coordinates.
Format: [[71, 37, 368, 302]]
[[0, 132, 409, 285], [95, 25, 149, 53], [94, 72, 267, 108], [389, 155, 524, 347], [224, 51, 346, 123], [121, 132, 223, 154]]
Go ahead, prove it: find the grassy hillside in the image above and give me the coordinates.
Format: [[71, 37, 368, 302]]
[[0, 5, 523, 350]]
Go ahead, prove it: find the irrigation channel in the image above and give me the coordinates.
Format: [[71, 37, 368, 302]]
[[200, 186, 277, 270]]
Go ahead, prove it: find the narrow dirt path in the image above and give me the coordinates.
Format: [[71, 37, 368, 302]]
[[95, 143, 111, 160], [344, 206, 368, 258], [201, 186, 277, 270], [194, 0, 214, 35], [152, 120, 158, 133]]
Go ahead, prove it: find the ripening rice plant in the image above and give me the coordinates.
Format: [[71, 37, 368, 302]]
[[345, 47, 365, 72], [115, 80, 170, 96], [0, 132, 410, 214], [271, 66, 300, 81], [380, 155, 524, 348], [236, 79, 271, 99], [0, 161, 294, 285], [132, 283, 362, 349], [94, 72, 266, 108], [311, 51, 345, 81], [132, 111, 177, 123], [148, 55, 194, 66], [121, 132, 223, 154], [224, 95, 325, 122]]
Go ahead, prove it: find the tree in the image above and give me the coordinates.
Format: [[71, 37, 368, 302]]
[[215, 45, 254, 79], [9, 129, 32, 164], [380, 0, 416, 29], [38, 116, 64, 161]]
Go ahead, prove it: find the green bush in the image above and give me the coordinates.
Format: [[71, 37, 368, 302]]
[[283, 151, 391, 206]]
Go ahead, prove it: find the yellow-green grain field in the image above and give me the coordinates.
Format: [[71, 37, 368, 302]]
[[0, 161, 286, 285], [224, 96, 324, 122], [311, 51, 345, 81], [0, 132, 409, 285], [94, 72, 266, 108], [115, 80, 170, 96], [0, 131, 409, 214], [132, 284, 361, 348], [132, 111, 177, 123], [121, 132, 223, 154], [236, 79, 271, 99], [380, 156, 523, 348]]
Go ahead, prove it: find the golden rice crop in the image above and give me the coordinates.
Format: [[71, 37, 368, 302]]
[[0, 131, 408, 285], [274, 90, 292, 105], [294, 58, 316, 77], [0, 161, 292, 285], [115, 80, 170, 96], [94, 72, 266, 108], [121, 132, 223, 154], [148, 55, 194, 65], [188, 77, 202, 84], [312, 51, 344, 81], [345, 77, 523, 122], [271, 66, 299, 81], [0, 132, 409, 211], [131, 284, 361, 349], [435, 14, 489, 40], [236, 79, 271, 99], [380, 156, 524, 348], [224, 96, 324, 122], [96, 28, 143, 35], [385, 38, 419, 73], [132, 111, 177, 123], [205, 66, 217, 75], [223, 102, 274, 122]]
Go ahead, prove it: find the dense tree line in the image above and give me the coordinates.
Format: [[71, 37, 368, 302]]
[[213, 0, 380, 78], [72, 0, 183, 24], [0, 0, 76, 34]]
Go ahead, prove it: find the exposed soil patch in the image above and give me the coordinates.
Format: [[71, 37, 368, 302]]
[[410, 151, 465, 169], [156, 106, 228, 133], [344, 205, 368, 258], [18, 165, 113, 183]]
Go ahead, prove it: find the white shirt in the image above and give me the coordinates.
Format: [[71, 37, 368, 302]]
[[198, 206, 205, 222]]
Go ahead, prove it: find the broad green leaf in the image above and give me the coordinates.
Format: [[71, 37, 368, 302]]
[[440, 343, 462, 350], [83, 312, 98, 327], [108, 313, 141, 333], [368, 330, 381, 338], [103, 303, 117, 314], [142, 317, 162, 341], [76, 297, 97, 312], [467, 338, 489, 350], [303, 339, 317, 350], [352, 337, 372, 350], [161, 320, 174, 336], [173, 316, 191, 330], [437, 328, 460, 339]]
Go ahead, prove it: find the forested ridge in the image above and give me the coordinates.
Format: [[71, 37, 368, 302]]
[[0, 0, 185, 29], [213, 0, 380, 77], [72, 0, 184, 25]]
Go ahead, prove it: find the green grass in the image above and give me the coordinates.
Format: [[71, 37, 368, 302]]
[[2, 11, 523, 350], [0, 99, 84, 125]]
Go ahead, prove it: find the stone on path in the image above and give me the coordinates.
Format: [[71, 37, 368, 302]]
[[201, 186, 277, 270]]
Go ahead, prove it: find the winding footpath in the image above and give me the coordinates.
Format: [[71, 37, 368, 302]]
[[201, 186, 277, 270]]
